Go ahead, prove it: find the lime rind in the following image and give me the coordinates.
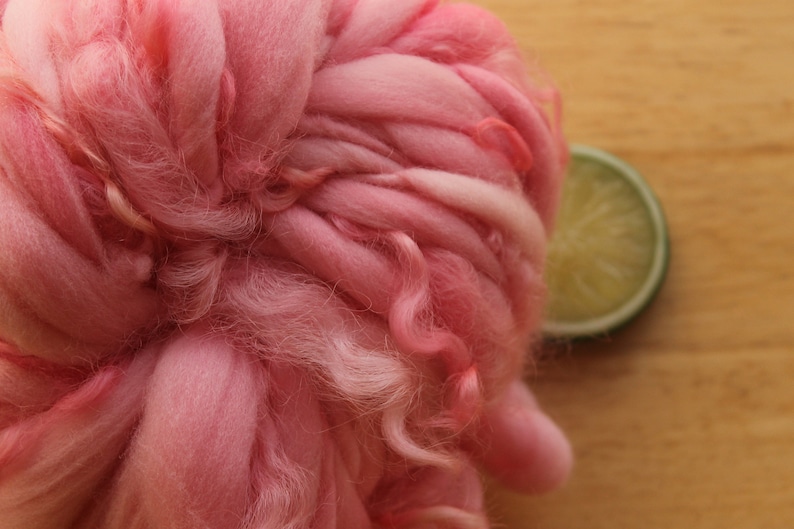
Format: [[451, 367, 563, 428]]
[[542, 144, 670, 339]]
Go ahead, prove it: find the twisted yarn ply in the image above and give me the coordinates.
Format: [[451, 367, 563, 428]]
[[0, 0, 572, 527]]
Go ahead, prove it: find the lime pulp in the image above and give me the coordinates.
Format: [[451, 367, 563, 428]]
[[543, 145, 669, 338]]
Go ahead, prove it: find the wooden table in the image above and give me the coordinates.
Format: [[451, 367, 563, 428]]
[[472, 0, 794, 527]]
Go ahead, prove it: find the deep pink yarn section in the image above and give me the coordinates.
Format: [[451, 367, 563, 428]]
[[0, 1, 568, 527]]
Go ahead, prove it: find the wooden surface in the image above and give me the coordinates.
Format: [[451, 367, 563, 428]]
[[472, 0, 794, 527]]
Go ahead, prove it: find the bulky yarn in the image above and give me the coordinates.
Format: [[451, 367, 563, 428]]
[[0, 0, 572, 527]]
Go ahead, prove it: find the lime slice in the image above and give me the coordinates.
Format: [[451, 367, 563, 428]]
[[543, 144, 669, 338]]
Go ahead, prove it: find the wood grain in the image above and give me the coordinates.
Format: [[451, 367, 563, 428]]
[[470, 0, 794, 527]]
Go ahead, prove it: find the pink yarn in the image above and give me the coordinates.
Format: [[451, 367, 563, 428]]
[[0, 1, 572, 527]]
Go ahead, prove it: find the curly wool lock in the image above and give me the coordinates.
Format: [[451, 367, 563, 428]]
[[0, 0, 572, 527]]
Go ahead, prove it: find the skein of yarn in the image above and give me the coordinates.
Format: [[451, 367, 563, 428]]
[[0, 0, 572, 527]]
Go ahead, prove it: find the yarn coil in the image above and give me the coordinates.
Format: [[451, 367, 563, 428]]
[[0, 1, 571, 527]]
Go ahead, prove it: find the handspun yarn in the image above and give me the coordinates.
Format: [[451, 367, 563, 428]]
[[0, 1, 572, 527]]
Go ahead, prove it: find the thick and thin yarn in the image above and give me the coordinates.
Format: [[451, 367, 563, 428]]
[[0, 1, 572, 527]]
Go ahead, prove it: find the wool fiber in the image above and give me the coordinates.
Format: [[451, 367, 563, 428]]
[[0, 1, 572, 527]]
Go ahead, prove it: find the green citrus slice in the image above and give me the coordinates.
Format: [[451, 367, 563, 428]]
[[543, 144, 669, 338]]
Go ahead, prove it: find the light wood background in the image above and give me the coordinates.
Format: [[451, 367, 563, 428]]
[[471, 0, 794, 527]]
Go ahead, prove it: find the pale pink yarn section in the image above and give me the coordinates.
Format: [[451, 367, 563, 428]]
[[0, 1, 570, 528]]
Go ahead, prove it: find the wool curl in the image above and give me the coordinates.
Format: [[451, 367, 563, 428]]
[[0, 1, 570, 528]]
